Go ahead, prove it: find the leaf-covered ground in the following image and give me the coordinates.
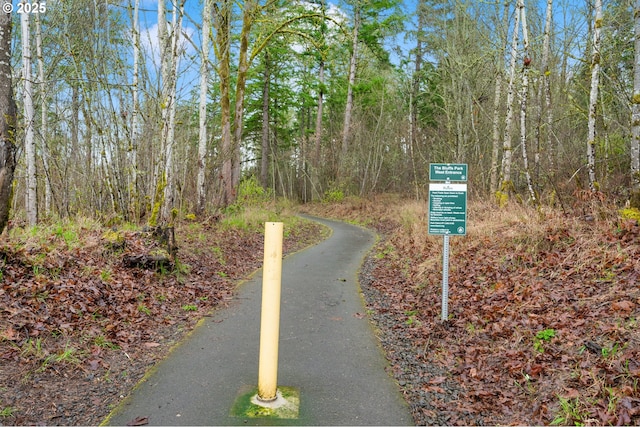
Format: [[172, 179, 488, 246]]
[[3, 196, 640, 426], [0, 215, 326, 425], [301, 195, 640, 426]]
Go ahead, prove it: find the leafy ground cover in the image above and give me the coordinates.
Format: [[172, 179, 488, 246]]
[[301, 195, 640, 426], [2, 194, 639, 426], [0, 210, 326, 425]]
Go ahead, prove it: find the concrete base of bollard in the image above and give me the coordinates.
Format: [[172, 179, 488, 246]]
[[230, 386, 300, 420]]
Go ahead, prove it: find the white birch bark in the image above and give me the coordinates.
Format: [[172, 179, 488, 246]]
[[631, 0, 640, 199], [21, 4, 37, 225], [490, 2, 510, 194], [35, 12, 49, 215], [197, 0, 212, 214], [518, 1, 537, 204], [490, 71, 504, 194], [161, 2, 183, 223], [537, 0, 553, 175], [131, 0, 141, 218], [587, 0, 602, 192], [153, 0, 169, 224], [499, 0, 521, 194]]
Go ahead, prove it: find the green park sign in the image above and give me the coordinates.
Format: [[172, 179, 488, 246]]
[[428, 183, 467, 236], [429, 163, 468, 182], [428, 163, 469, 321]]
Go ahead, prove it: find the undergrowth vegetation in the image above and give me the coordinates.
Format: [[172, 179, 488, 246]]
[[301, 194, 640, 425], [0, 195, 325, 425]]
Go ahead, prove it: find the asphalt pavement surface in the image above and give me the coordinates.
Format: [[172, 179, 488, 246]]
[[103, 216, 412, 426]]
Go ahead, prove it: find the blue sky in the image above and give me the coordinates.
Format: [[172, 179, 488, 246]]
[[65, 0, 587, 102]]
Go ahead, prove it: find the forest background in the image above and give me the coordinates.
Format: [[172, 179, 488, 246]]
[[0, 0, 639, 226]]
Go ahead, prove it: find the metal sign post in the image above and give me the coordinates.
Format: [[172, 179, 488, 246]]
[[441, 233, 450, 321], [428, 164, 468, 322]]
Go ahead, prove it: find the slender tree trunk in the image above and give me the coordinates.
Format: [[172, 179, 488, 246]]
[[215, 1, 234, 206], [410, 0, 425, 199], [21, 5, 37, 225], [499, 0, 521, 196], [587, 0, 602, 192], [537, 0, 554, 177], [161, 2, 183, 223], [0, 3, 17, 232], [153, 0, 173, 224], [130, 0, 141, 219], [260, 51, 270, 189], [519, 1, 536, 204], [153, 0, 169, 224], [197, 0, 212, 214], [231, 0, 258, 195], [631, 0, 640, 206], [311, 0, 327, 201], [35, 12, 50, 216], [341, 3, 360, 170], [490, 2, 510, 194], [312, 56, 324, 200]]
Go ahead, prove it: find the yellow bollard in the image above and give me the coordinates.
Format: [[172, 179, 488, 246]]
[[257, 222, 284, 402]]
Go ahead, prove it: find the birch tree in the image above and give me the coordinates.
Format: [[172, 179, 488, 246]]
[[35, 12, 50, 215], [21, 4, 37, 225], [130, 0, 141, 219], [518, 0, 537, 204], [0, 2, 17, 232], [587, 0, 602, 192], [498, 0, 521, 198], [154, 0, 184, 224], [631, 0, 640, 206], [536, 0, 554, 177], [197, 0, 212, 214], [490, 2, 510, 194]]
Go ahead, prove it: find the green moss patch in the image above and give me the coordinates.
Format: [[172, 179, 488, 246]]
[[230, 386, 300, 419]]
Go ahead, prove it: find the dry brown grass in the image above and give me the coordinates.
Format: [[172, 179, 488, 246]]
[[301, 195, 640, 425]]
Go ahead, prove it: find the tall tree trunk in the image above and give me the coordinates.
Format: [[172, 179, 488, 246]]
[[231, 0, 258, 196], [518, 0, 537, 204], [312, 0, 327, 200], [490, 2, 510, 194], [410, 0, 425, 199], [312, 56, 324, 200], [499, 0, 521, 197], [0, 2, 17, 232], [197, 0, 212, 214], [152, 0, 169, 225], [215, 1, 234, 206], [130, 0, 141, 220], [631, 0, 640, 206], [161, 2, 183, 223], [536, 0, 553, 177], [35, 12, 50, 216], [536, 0, 554, 177], [587, 0, 602, 192], [260, 51, 270, 189], [21, 5, 37, 225], [341, 3, 360, 172]]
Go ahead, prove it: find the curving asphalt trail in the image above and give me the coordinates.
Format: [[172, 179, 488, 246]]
[[104, 216, 412, 426]]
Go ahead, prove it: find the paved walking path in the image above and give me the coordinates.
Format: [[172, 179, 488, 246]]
[[103, 216, 412, 426]]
